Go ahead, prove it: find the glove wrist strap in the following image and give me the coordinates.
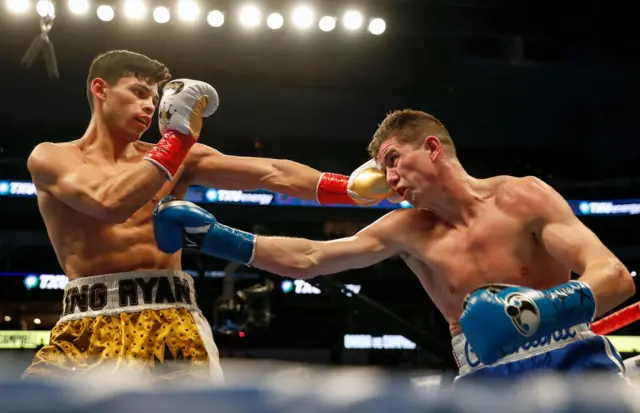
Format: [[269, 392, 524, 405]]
[[143, 130, 195, 181], [317, 173, 355, 205], [541, 280, 597, 329], [201, 223, 257, 265]]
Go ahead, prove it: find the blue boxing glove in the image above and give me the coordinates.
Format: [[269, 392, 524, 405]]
[[153, 197, 256, 264], [460, 281, 596, 365]]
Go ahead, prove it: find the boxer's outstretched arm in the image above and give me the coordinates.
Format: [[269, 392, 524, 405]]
[[187, 144, 321, 200], [251, 211, 404, 278], [508, 176, 635, 317], [28, 143, 166, 222]]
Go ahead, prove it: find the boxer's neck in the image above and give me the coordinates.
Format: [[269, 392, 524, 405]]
[[82, 116, 136, 162], [420, 160, 486, 227]]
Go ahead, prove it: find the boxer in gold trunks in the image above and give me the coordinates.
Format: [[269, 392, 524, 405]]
[[22, 50, 397, 382]]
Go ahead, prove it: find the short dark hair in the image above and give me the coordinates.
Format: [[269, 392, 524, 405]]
[[86, 50, 171, 111], [368, 109, 456, 160]]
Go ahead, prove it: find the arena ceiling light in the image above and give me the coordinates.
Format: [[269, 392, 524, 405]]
[[96, 4, 114, 21], [6, 0, 30, 13], [207, 10, 224, 27], [123, 0, 146, 20], [266, 12, 282, 30], [239, 4, 261, 28], [68, 0, 88, 14], [153, 6, 170, 23], [368, 18, 385, 35], [318, 15, 335, 32], [291, 5, 313, 29], [177, 0, 199, 22], [35, 0, 54, 17], [342, 10, 363, 30]]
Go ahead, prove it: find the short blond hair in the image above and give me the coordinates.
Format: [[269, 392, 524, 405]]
[[368, 109, 456, 160]]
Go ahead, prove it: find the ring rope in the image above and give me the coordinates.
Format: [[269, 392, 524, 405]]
[[591, 302, 640, 335]]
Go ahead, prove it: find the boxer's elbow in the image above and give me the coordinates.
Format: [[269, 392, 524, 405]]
[[594, 258, 636, 301], [98, 194, 134, 223], [612, 261, 636, 299], [100, 203, 132, 223]]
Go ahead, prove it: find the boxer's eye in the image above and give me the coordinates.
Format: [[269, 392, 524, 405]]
[[385, 153, 398, 168]]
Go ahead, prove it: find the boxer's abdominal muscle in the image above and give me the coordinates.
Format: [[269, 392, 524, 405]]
[[39, 183, 185, 280]]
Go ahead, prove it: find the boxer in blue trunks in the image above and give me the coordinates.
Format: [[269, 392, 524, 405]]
[[153, 109, 636, 383]]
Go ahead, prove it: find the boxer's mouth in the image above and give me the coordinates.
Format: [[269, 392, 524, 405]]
[[135, 116, 151, 127], [396, 187, 407, 198]]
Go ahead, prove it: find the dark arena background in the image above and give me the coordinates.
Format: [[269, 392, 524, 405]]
[[0, 0, 639, 410]]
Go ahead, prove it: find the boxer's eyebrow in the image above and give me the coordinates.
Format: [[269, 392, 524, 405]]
[[377, 140, 395, 166]]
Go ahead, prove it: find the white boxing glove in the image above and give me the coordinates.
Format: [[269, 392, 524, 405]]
[[157, 79, 219, 141], [144, 79, 219, 181]]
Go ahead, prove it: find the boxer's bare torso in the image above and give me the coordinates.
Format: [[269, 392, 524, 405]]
[[391, 177, 570, 336], [35, 140, 194, 280]]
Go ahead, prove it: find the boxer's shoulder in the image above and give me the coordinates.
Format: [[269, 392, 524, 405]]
[[30, 140, 77, 156], [495, 175, 557, 219], [383, 207, 432, 224], [28, 141, 83, 174], [376, 208, 438, 242]]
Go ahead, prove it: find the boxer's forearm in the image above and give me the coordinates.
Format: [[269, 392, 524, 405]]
[[189, 150, 323, 201], [577, 259, 635, 317], [264, 160, 322, 200], [86, 161, 167, 221], [251, 237, 328, 279], [251, 233, 393, 279]]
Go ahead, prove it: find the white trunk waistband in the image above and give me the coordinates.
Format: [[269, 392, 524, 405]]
[[452, 323, 595, 376], [60, 270, 199, 322]]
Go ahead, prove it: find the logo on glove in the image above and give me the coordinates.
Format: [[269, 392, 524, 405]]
[[504, 293, 540, 337], [163, 81, 185, 96], [158, 103, 176, 129]]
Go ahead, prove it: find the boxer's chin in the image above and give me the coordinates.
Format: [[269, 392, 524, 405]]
[[121, 128, 145, 142]]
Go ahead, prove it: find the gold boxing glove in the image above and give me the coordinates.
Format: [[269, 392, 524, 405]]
[[347, 159, 396, 206]]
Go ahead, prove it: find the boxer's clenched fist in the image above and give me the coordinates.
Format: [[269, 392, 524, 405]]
[[144, 79, 219, 181]]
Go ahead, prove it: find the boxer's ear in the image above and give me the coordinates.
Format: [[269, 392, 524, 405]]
[[90, 78, 108, 104], [424, 136, 441, 161]]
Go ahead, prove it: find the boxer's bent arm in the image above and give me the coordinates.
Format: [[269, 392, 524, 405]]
[[513, 177, 635, 317], [251, 213, 403, 278], [187, 144, 322, 200], [28, 143, 167, 222]]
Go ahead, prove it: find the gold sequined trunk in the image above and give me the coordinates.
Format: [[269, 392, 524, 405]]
[[23, 308, 211, 381]]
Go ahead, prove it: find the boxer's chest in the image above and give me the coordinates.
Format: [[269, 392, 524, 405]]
[[416, 208, 540, 296]]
